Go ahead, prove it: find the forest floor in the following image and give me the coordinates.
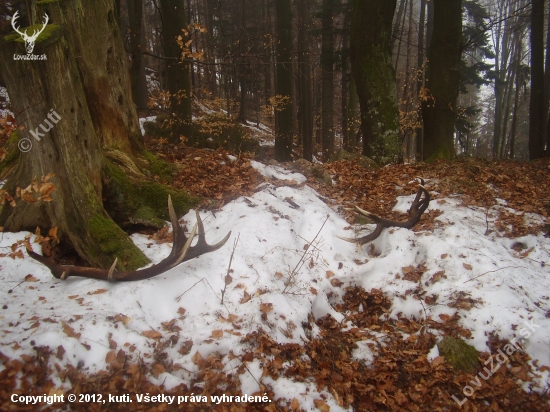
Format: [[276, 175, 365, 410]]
[[1, 143, 550, 411]]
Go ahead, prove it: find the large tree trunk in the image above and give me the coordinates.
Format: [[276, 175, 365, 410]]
[[159, 0, 192, 144], [274, 0, 293, 162], [420, 0, 462, 161], [0, 0, 195, 271], [529, 0, 545, 159], [350, 0, 399, 159]]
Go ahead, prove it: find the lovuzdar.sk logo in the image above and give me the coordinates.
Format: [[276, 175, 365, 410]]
[[11, 11, 48, 61]]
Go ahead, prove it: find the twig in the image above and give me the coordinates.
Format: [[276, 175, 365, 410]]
[[283, 214, 330, 294], [221, 234, 239, 305], [463, 265, 526, 284]]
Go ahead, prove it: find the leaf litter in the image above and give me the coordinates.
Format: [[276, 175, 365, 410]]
[[0, 152, 549, 410]]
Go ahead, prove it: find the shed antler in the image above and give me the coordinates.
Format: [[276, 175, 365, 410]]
[[26, 196, 231, 281], [339, 180, 430, 245]]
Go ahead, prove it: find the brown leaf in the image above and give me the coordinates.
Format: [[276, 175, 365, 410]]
[[113, 314, 131, 325], [105, 350, 117, 363], [48, 227, 58, 242], [313, 399, 330, 412], [326, 270, 335, 278], [310, 287, 318, 295], [463, 263, 473, 270], [178, 340, 193, 356], [151, 363, 166, 377], [432, 356, 446, 367], [275, 271, 284, 279], [330, 278, 343, 287], [61, 321, 81, 339], [260, 303, 273, 313], [191, 351, 203, 365], [24, 274, 39, 282], [439, 313, 451, 322], [225, 274, 233, 285], [240, 291, 251, 304], [177, 307, 186, 315], [142, 330, 162, 340], [87, 289, 107, 295], [211, 329, 223, 339], [38, 182, 56, 197]]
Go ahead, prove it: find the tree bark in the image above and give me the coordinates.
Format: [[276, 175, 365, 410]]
[[128, 0, 148, 109], [421, 0, 462, 160], [415, 0, 426, 160], [321, 0, 335, 159], [0, 0, 195, 271], [274, 0, 293, 162], [529, 0, 545, 159], [297, 0, 313, 161], [350, 0, 399, 159], [159, 0, 192, 144]]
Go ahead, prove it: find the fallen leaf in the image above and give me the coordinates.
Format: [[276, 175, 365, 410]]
[[260, 302, 273, 313], [61, 321, 81, 339]]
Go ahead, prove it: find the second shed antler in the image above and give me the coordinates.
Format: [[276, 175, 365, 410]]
[[339, 180, 430, 245], [26, 196, 231, 281]]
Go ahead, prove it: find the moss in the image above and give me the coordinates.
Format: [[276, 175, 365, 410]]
[[131, 206, 166, 229], [104, 160, 198, 227], [143, 150, 175, 183], [89, 214, 149, 271], [0, 131, 21, 179], [327, 149, 379, 169], [3, 24, 65, 48], [438, 336, 479, 374], [427, 145, 453, 162], [37, 0, 63, 4]]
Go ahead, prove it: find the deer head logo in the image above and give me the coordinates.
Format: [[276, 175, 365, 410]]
[[11, 11, 49, 54]]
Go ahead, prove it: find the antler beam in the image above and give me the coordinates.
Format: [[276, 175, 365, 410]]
[[339, 181, 430, 245], [26, 196, 231, 281]]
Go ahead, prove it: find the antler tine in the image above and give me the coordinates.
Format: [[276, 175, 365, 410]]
[[11, 11, 26, 36], [27, 196, 231, 281], [338, 183, 430, 247], [107, 258, 118, 282], [173, 222, 198, 266]]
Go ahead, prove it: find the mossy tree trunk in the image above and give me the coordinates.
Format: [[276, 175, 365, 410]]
[[350, 0, 400, 160], [0, 0, 195, 271], [420, 0, 462, 161]]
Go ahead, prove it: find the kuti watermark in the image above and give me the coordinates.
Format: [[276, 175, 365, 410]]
[[18, 109, 62, 152], [11, 11, 48, 61], [452, 319, 540, 406]]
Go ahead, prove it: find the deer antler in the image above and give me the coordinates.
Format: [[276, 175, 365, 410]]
[[11, 11, 26, 37], [26, 196, 231, 281], [338, 180, 430, 245]]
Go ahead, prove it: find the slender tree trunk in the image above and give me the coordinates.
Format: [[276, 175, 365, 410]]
[[321, 0, 335, 159], [415, 0, 426, 160], [274, 0, 293, 161], [237, 0, 247, 123], [297, 0, 313, 161], [128, 0, 148, 109], [351, 0, 399, 159], [159, 0, 192, 144], [529, 0, 545, 159], [341, 4, 351, 151], [421, 0, 462, 160]]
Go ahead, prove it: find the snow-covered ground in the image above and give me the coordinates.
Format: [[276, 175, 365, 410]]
[[0, 160, 549, 407]]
